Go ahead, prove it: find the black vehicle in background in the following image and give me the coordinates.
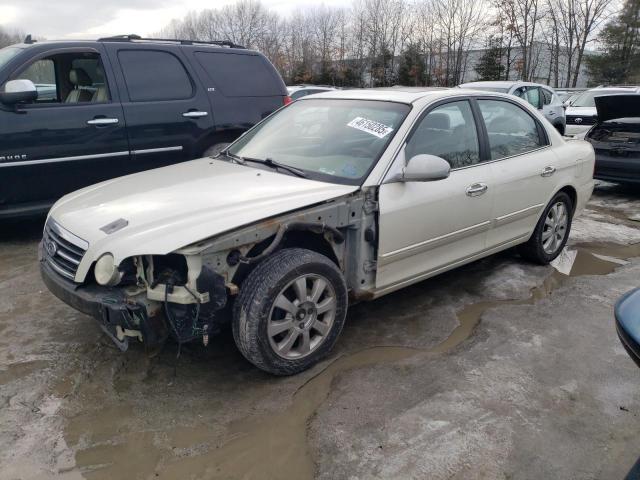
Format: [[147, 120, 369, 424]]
[[585, 94, 640, 184], [0, 35, 289, 218]]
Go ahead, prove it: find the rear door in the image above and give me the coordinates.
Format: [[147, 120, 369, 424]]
[[0, 47, 129, 216], [476, 98, 558, 248], [376, 99, 495, 291], [104, 44, 214, 170]]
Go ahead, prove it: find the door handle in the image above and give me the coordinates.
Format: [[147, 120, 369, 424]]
[[87, 117, 119, 125], [541, 166, 556, 177], [182, 111, 209, 118], [466, 183, 488, 197]]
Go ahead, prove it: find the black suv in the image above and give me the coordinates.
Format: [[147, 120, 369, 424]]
[[0, 35, 289, 218]]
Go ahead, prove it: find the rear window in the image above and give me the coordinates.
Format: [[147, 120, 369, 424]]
[[194, 52, 282, 97], [118, 50, 193, 102]]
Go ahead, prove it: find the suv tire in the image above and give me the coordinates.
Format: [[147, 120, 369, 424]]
[[518, 191, 573, 264], [232, 248, 348, 375]]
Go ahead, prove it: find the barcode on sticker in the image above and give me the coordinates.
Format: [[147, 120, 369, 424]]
[[347, 117, 393, 138]]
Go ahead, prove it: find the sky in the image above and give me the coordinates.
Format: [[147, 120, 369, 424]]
[[0, 0, 344, 40]]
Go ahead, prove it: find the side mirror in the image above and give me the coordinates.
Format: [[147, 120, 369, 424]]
[[0, 79, 38, 105], [562, 100, 570, 109], [402, 154, 451, 182]]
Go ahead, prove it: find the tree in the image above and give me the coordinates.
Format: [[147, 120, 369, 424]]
[[474, 40, 506, 80], [398, 43, 426, 85], [586, 0, 640, 84], [0, 27, 24, 49]]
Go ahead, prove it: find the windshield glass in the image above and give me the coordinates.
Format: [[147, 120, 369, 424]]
[[228, 99, 410, 185], [572, 89, 632, 108], [0, 47, 20, 71]]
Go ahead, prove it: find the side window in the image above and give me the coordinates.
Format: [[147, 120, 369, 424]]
[[477, 99, 544, 160], [406, 100, 480, 169], [524, 87, 542, 109], [13, 52, 110, 104], [118, 50, 193, 102], [17, 59, 57, 103], [541, 89, 553, 106]]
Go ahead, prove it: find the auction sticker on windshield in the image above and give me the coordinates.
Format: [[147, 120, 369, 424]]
[[347, 117, 394, 138]]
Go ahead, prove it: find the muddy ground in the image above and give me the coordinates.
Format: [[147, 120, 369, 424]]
[[1, 182, 639, 480]]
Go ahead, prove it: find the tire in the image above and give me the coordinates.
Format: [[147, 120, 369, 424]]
[[232, 248, 348, 375], [203, 142, 230, 158], [518, 191, 573, 264], [555, 123, 566, 136]]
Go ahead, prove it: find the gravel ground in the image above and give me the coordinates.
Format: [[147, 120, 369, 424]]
[[0, 181, 639, 480]]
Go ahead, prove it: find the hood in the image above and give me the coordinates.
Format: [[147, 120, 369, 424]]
[[50, 158, 358, 278], [595, 94, 640, 123]]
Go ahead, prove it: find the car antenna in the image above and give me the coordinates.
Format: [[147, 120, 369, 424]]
[[24, 34, 36, 44]]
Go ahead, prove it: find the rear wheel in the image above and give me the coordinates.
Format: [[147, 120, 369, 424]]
[[518, 191, 573, 264], [232, 248, 348, 375]]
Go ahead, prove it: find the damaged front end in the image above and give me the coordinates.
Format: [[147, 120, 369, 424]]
[[40, 187, 377, 352], [40, 235, 229, 351]]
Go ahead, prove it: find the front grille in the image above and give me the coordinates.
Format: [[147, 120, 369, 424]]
[[566, 115, 597, 125], [42, 220, 88, 281]]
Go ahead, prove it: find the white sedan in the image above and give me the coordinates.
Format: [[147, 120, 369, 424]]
[[40, 88, 595, 375]]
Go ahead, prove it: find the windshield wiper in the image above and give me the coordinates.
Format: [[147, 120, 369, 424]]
[[240, 156, 308, 178]]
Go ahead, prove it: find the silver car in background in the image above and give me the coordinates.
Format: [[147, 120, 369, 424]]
[[459, 81, 567, 135]]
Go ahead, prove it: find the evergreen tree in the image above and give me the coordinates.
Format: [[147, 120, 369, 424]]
[[586, 0, 640, 85], [398, 44, 426, 86], [474, 41, 505, 81]]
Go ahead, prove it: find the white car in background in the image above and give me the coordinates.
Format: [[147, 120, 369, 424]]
[[459, 81, 567, 134], [565, 86, 640, 137], [40, 88, 594, 375], [287, 84, 337, 100]]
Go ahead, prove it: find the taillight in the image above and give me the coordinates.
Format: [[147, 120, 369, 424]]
[[283, 95, 292, 106]]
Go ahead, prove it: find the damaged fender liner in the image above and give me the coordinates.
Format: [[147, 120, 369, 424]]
[[40, 259, 169, 351]]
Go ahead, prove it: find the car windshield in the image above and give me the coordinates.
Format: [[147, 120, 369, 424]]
[[0, 47, 20, 71], [227, 98, 410, 185], [571, 89, 633, 108]]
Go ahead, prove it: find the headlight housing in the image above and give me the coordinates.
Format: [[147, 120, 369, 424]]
[[94, 253, 122, 286]]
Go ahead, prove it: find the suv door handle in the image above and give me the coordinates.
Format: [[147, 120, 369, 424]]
[[182, 111, 209, 118], [466, 183, 488, 197], [87, 117, 119, 126], [541, 166, 556, 177]]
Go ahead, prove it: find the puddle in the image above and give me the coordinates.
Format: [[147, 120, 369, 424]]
[[63, 242, 639, 479]]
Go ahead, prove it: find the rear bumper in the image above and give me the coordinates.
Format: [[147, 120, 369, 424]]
[[594, 154, 640, 184], [40, 252, 167, 350]]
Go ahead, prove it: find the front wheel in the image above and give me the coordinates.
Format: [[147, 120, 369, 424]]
[[232, 248, 348, 375], [518, 191, 573, 264]]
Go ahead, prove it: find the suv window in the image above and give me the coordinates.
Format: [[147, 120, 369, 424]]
[[12, 52, 109, 104], [406, 100, 480, 169], [524, 87, 542, 109], [478, 99, 544, 159], [118, 50, 193, 102], [541, 88, 553, 105], [194, 52, 281, 97]]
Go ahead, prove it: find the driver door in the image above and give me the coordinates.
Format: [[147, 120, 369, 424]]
[[376, 100, 495, 291]]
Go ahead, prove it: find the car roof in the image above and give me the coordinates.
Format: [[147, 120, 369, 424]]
[[305, 87, 451, 104], [460, 80, 555, 89], [591, 86, 640, 91], [12, 38, 249, 53]]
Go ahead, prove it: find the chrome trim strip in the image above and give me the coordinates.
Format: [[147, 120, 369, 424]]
[[0, 151, 129, 168], [494, 203, 544, 227], [376, 234, 530, 296], [47, 219, 89, 250], [45, 257, 76, 280], [55, 248, 81, 266], [379, 220, 492, 265], [132, 146, 183, 155]]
